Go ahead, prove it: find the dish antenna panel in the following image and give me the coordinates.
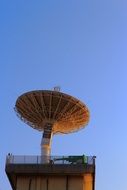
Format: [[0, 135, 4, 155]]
[[15, 90, 90, 162]]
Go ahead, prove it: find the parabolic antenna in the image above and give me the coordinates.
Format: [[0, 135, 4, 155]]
[[15, 90, 90, 161]]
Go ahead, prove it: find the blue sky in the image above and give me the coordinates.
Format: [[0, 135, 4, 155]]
[[0, 0, 127, 189]]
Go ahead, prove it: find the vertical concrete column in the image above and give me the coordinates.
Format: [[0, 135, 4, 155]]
[[83, 174, 93, 190]]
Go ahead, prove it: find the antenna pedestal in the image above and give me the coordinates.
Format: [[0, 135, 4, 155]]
[[41, 123, 53, 163]]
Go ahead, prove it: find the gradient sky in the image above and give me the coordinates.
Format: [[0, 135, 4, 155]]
[[0, 0, 127, 189]]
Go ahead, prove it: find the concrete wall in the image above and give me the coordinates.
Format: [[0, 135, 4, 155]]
[[16, 175, 93, 190]]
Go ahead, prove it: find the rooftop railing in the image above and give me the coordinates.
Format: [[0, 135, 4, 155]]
[[6, 155, 96, 165]]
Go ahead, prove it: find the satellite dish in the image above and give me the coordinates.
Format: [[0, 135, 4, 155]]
[[15, 90, 90, 162]]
